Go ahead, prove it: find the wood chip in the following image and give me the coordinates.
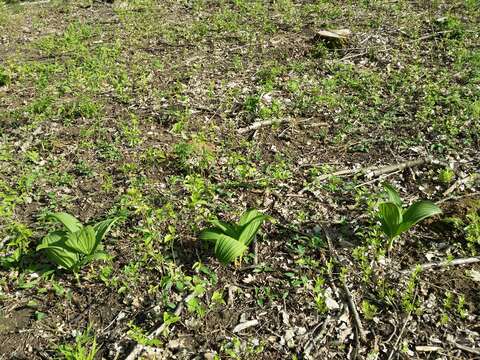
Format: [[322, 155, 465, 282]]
[[233, 319, 259, 333], [416, 345, 442, 352]]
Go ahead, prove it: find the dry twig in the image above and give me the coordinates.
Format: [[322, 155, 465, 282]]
[[324, 229, 367, 343], [447, 339, 480, 356], [315, 157, 447, 181], [237, 118, 289, 134], [443, 173, 479, 196], [304, 315, 333, 356], [387, 314, 411, 360], [401, 256, 480, 275]]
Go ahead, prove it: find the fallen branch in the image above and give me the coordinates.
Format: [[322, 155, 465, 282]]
[[19, 0, 51, 5], [304, 315, 332, 356], [124, 292, 196, 360], [387, 314, 411, 360], [316, 157, 446, 181], [436, 192, 480, 205], [232, 319, 259, 333], [401, 256, 480, 275], [443, 173, 479, 196], [415, 345, 442, 352], [448, 339, 480, 356], [342, 281, 367, 344], [324, 229, 367, 343], [237, 118, 289, 134]]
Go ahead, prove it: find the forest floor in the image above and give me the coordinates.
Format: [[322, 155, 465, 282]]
[[0, 0, 479, 359]]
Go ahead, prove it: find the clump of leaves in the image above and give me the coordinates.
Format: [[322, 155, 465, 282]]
[[36, 213, 120, 273], [439, 167, 455, 184], [200, 209, 270, 264], [465, 207, 480, 254], [57, 325, 98, 360], [378, 183, 442, 251], [0, 67, 8, 87]]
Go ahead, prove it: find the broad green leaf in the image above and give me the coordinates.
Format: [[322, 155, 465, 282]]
[[400, 201, 442, 233], [209, 219, 239, 238], [200, 228, 226, 243], [37, 230, 68, 250], [48, 212, 82, 233], [238, 214, 269, 245], [379, 202, 402, 239], [65, 226, 97, 255], [43, 246, 79, 270], [383, 183, 403, 208], [93, 217, 119, 245], [238, 209, 263, 226], [214, 234, 247, 264]]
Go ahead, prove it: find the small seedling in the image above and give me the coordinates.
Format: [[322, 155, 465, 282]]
[[36, 212, 120, 274], [377, 183, 442, 251], [57, 325, 98, 360], [200, 209, 270, 264]]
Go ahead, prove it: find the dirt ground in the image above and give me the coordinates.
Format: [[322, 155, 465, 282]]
[[0, 0, 479, 359]]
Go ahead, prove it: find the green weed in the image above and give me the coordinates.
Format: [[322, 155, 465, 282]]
[[377, 183, 442, 251], [200, 209, 270, 264], [36, 212, 120, 274], [57, 325, 98, 360]]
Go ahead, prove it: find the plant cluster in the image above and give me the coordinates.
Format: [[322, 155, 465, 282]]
[[36, 213, 120, 273], [200, 209, 270, 264], [377, 183, 442, 251]]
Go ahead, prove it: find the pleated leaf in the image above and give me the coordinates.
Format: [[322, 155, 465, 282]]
[[93, 217, 120, 245], [37, 230, 68, 250], [48, 212, 83, 233], [214, 234, 247, 264], [200, 228, 226, 243], [399, 201, 442, 234], [43, 246, 79, 270], [238, 213, 269, 246], [209, 219, 239, 238], [65, 225, 97, 255], [378, 202, 402, 239], [383, 183, 403, 208]]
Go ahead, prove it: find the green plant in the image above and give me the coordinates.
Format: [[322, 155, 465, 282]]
[[361, 300, 378, 320], [57, 325, 98, 360], [377, 183, 442, 251], [465, 208, 480, 254], [200, 209, 270, 264], [438, 168, 455, 184], [36, 212, 120, 274], [0, 66, 8, 86]]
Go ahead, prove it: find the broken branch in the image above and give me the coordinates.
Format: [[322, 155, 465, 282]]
[[316, 157, 447, 181], [324, 229, 367, 343], [401, 256, 480, 275], [237, 118, 289, 134]]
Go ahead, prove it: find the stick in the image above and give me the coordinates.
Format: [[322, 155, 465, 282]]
[[304, 315, 332, 355], [19, 0, 51, 5], [448, 340, 480, 356], [415, 345, 442, 352], [414, 30, 453, 42], [400, 256, 480, 274], [387, 314, 411, 360], [342, 281, 367, 343], [436, 192, 480, 205], [232, 319, 259, 333], [237, 118, 289, 134], [315, 157, 445, 181], [124, 292, 195, 360], [443, 173, 479, 196], [324, 229, 367, 343], [368, 159, 427, 177]]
